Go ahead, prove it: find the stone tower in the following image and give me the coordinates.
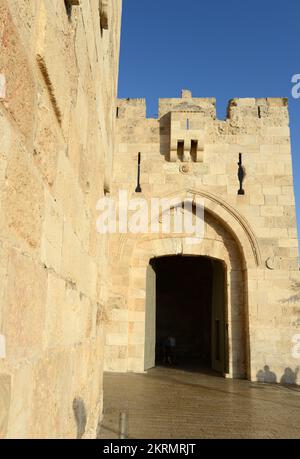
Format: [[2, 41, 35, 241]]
[[105, 90, 300, 384]]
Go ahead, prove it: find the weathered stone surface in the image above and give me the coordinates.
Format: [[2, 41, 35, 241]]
[[0, 1, 36, 146], [0, 373, 11, 439], [1, 0, 299, 440], [0, 0, 122, 439], [41, 189, 64, 274], [1, 138, 44, 250], [5, 249, 47, 361], [29, 349, 73, 439], [33, 85, 65, 187]]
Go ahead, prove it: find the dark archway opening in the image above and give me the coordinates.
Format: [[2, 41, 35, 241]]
[[152, 255, 226, 373]]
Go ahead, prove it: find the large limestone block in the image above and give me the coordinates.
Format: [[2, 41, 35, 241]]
[[29, 350, 73, 438], [41, 189, 64, 274], [4, 249, 47, 360], [0, 373, 11, 439], [66, 112, 82, 176], [33, 85, 65, 187], [81, 4, 97, 79], [0, 107, 11, 185], [74, 16, 89, 80], [45, 272, 94, 349], [61, 222, 82, 289], [4, 0, 39, 53], [74, 79, 89, 147], [1, 139, 44, 250], [260, 206, 284, 217], [0, 242, 9, 329], [5, 363, 34, 439], [80, 253, 98, 300], [61, 221, 97, 299], [0, 1, 36, 145], [36, 0, 77, 131], [69, 337, 105, 439], [55, 151, 89, 250], [82, 336, 105, 438]]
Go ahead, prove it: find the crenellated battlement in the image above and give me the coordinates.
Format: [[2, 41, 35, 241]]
[[227, 97, 289, 125], [117, 98, 147, 119], [117, 90, 289, 126], [116, 90, 290, 162]]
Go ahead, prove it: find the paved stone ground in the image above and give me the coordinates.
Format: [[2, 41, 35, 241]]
[[98, 366, 300, 439]]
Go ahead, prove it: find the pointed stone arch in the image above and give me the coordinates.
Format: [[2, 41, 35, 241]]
[[105, 188, 261, 379], [114, 187, 261, 270]]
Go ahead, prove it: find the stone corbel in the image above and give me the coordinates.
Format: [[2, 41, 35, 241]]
[[193, 132, 204, 162], [182, 141, 191, 162], [170, 138, 179, 162]]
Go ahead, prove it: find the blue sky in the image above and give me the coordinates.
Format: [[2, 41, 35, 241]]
[[118, 0, 300, 239]]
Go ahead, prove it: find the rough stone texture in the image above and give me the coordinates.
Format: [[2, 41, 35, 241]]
[[0, 0, 300, 440], [0, 373, 10, 438], [0, 0, 122, 439], [105, 91, 300, 384]]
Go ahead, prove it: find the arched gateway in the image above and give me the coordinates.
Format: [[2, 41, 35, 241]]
[[105, 93, 300, 385], [105, 189, 262, 380]]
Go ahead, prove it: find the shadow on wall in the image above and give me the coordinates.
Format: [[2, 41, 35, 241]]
[[73, 398, 87, 439], [256, 365, 300, 385], [64, 1, 71, 18], [280, 280, 300, 304]]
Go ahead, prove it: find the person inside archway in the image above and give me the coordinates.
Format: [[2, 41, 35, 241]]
[[163, 335, 176, 365]]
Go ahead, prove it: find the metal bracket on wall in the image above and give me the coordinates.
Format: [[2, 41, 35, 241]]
[[237, 153, 245, 195], [135, 153, 142, 193]]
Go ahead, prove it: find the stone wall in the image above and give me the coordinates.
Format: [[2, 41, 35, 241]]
[[0, 0, 122, 438], [1, 0, 300, 438], [105, 90, 300, 385]]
